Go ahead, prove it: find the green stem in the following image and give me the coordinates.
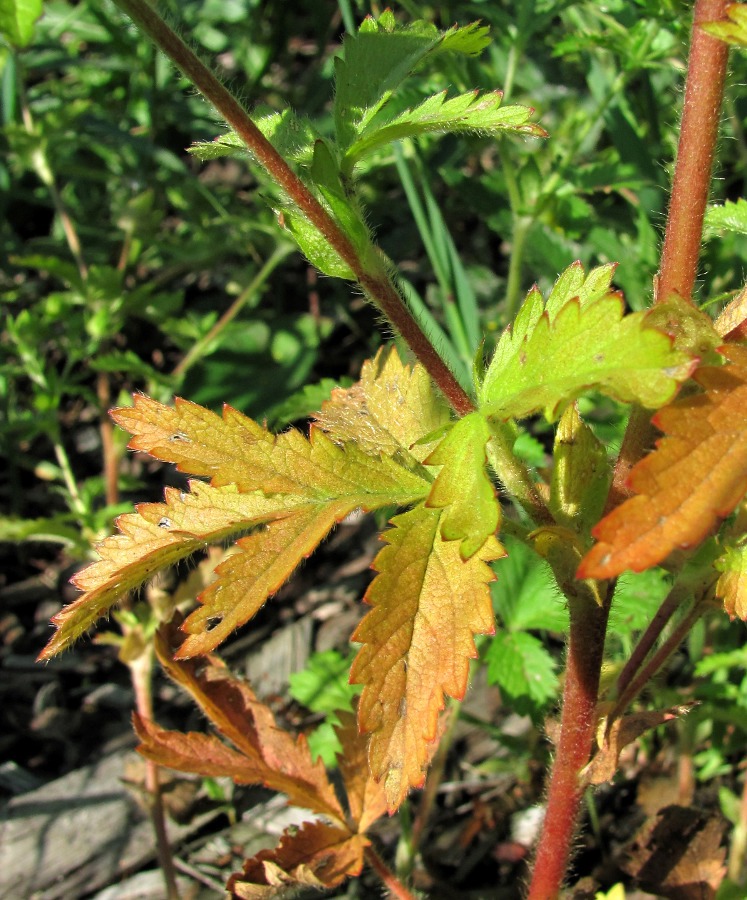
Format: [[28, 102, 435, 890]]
[[503, 217, 531, 322], [487, 421, 552, 526], [111, 0, 474, 417]]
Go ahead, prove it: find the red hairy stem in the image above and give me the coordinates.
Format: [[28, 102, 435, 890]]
[[111, 0, 473, 417], [526, 594, 609, 900], [364, 845, 418, 900], [610, 0, 730, 512]]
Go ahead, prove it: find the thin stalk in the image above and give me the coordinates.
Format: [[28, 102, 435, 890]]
[[172, 246, 292, 378], [97, 371, 120, 508], [111, 0, 473, 416], [53, 438, 88, 522], [503, 217, 531, 323], [364, 845, 417, 900]]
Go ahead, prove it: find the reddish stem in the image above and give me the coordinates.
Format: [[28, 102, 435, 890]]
[[112, 0, 473, 416], [364, 845, 417, 900], [526, 594, 609, 900], [656, 0, 730, 306]]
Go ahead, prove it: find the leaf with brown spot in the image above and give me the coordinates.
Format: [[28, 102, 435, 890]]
[[350, 503, 503, 811], [580, 346, 747, 579]]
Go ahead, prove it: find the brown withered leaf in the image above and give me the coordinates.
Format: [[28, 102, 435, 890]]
[[228, 821, 368, 898], [622, 805, 726, 899], [334, 711, 388, 833], [580, 345, 747, 579], [585, 705, 693, 785], [145, 638, 345, 823]]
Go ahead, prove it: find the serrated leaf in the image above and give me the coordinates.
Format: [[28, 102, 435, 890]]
[[267, 377, 352, 429], [705, 198, 747, 236], [289, 650, 359, 719], [334, 15, 492, 153], [485, 631, 558, 714], [702, 4, 747, 47], [112, 395, 430, 503], [350, 504, 503, 811], [43, 395, 432, 659], [189, 110, 318, 164], [228, 821, 368, 897], [715, 543, 747, 619], [314, 345, 451, 462], [479, 264, 693, 421], [425, 411, 499, 558], [545, 260, 617, 319], [0, 0, 42, 46], [146, 638, 345, 822], [39, 482, 295, 660], [344, 90, 545, 168], [279, 208, 356, 279], [580, 345, 747, 579]]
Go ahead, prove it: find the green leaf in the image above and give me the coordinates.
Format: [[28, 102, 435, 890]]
[[344, 90, 546, 168], [425, 411, 499, 558], [485, 631, 559, 715], [279, 209, 356, 279], [189, 110, 318, 164], [0, 0, 42, 46], [479, 264, 693, 421], [289, 650, 360, 719], [334, 14, 491, 153], [705, 198, 747, 236], [267, 377, 353, 429], [609, 568, 669, 635]]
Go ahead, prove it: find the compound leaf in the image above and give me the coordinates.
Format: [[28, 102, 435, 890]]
[[425, 411, 500, 558], [485, 631, 558, 716], [705, 198, 747, 237], [580, 345, 747, 579], [39, 482, 293, 660], [344, 89, 545, 168], [334, 14, 490, 153], [145, 641, 345, 822], [314, 345, 450, 462], [479, 264, 693, 421], [351, 503, 503, 811]]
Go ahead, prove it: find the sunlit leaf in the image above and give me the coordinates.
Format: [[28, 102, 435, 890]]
[[0, 0, 42, 46], [702, 4, 747, 47], [580, 345, 747, 579], [479, 264, 693, 421], [351, 503, 503, 810], [715, 543, 747, 619], [425, 411, 499, 558]]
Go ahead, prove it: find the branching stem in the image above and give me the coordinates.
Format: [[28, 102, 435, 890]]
[[111, 0, 474, 416]]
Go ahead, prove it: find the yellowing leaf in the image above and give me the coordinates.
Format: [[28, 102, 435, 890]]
[[479, 264, 693, 421], [39, 482, 293, 660], [350, 504, 503, 811], [580, 346, 747, 579], [177, 502, 360, 657], [425, 411, 499, 558], [335, 711, 388, 833], [113, 395, 430, 502], [715, 543, 747, 619], [145, 641, 345, 822], [314, 345, 450, 462], [228, 822, 368, 897]]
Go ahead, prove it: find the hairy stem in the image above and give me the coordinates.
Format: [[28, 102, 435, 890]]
[[112, 0, 473, 416], [656, 0, 730, 305], [364, 844, 417, 900], [527, 589, 611, 900]]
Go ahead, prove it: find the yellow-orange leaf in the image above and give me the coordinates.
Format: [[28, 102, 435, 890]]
[[314, 345, 451, 462], [177, 502, 359, 657], [228, 821, 368, 898], [350, 503, 503, 810], [113, 394, 430, 501], [580, 346, 747, 579], [715, 543, 747, 619], [335, 711, 388, 833], [39, 482, 293, 660], [146, 642, 345, 822]]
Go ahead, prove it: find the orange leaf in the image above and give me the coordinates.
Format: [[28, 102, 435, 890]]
[[151, 639, 345, 822], [579, 346, 747, 579], [335, 711, 388, 833], [228, 821, 368, 898], [350, 503, 503, 811], [176, 502, 358, 657], [715, 543, 747, 619]]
